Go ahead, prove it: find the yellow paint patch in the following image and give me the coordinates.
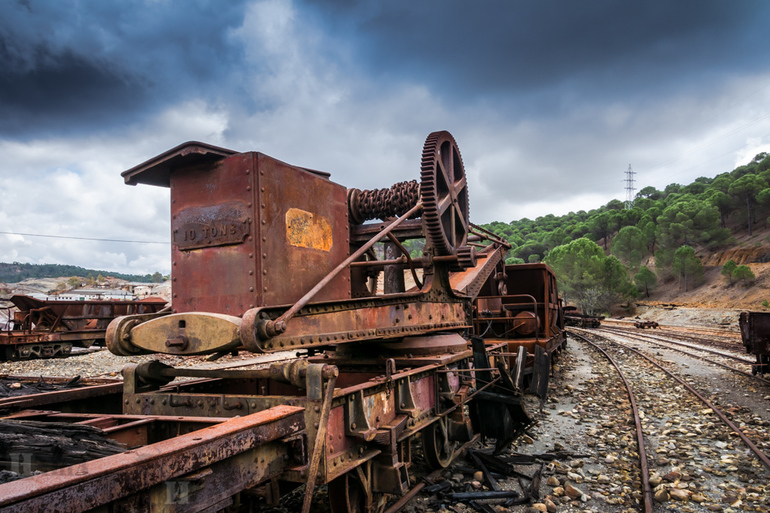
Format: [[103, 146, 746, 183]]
[[286, 208, 333, 252]]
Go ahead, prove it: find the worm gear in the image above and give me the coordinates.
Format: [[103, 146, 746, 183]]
[[420, 131, 470, 256]]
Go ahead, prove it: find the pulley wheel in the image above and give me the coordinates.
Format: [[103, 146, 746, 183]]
[[422, 416, 457, 469], [328, 465, 373, 513], [420, 131, 470, 256], [513, 311, 540, 336]]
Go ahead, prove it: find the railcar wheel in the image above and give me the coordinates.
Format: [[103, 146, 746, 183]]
[[420, 131, 470, 256], [328, 463, 373, 513], [422, 416, 457, 469]]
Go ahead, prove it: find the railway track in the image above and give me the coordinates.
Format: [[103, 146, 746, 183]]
[[568, 329, 770, 511], [598, 326, 768, 384]]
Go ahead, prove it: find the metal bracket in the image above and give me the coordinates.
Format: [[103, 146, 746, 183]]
[[395, 377, 417, 417], [345, 390, 377, 442]]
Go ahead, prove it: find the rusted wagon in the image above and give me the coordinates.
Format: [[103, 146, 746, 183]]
[[563, 306, 602, 329], [0, 296, 167, 359], [470, 263, 566, 398], [0, 132, 561, 513], [739, 311, 770, 375]]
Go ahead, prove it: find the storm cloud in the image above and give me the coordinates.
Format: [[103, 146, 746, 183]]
[[1, 0, 770, 275]]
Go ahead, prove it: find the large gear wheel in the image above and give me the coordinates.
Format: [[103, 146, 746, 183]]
[[420, 131, 470, 256]]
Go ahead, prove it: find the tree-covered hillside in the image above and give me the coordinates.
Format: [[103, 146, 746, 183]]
[[482, 152, 770, 314], [0, 262, 162, 283]]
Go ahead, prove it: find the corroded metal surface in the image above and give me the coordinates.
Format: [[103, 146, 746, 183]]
[[0, 405, 305, 512]]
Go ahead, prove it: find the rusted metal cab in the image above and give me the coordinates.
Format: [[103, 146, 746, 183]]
[[739, 311, 770, 375], [123, 142, 351, 317]]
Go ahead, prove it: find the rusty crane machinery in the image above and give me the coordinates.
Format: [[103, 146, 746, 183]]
[[0, 132, 565, 513]]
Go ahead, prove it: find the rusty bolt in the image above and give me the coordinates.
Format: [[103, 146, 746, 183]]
[[351, 423, 357, 430], [314, 405, 321, 413]]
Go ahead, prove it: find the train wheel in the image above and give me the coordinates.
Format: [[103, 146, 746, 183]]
[[328, 463, 373, 513], [423, 416, 457, 469]]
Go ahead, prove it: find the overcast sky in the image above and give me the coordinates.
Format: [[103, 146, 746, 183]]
[[2, 0, 770, 276]]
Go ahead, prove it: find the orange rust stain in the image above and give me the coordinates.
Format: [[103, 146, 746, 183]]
[[286, 208, 333, 252]]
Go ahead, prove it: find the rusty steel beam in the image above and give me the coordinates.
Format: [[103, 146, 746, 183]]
[[0, 405, 304, 513], [0, 381, 123, 411]]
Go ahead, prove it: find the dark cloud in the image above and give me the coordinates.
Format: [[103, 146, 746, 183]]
[[0, 0, 249, 138], [301, 0, 770, 107]]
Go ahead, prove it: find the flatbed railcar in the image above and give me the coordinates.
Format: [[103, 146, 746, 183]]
[[0, 132, 564, 513], [563, 306, 602, 328], [0, 295, 167, 360]]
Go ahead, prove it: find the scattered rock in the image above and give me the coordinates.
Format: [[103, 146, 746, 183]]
[[564, 483, 584, 499], [670, 488, 690, 501]]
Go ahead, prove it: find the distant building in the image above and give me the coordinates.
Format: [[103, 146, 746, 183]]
[[56, 288, 133, 301]]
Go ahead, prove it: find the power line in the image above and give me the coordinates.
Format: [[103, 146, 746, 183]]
[[0, 231, 169, 245]]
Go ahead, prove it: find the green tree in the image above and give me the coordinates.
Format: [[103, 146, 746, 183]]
[[733, 265, 755, 286], [672, 246, 703, 292], [634, 266, 657, 298], [151, 272, 164, 283], [705, 190, 733, 228], [729, 174, 766, 235], [611, 226, 647, 269], [545, 238, 635, 315], [588, 212, 616, 250], [656, 199, 727, 248], [66, 276, 81, 289], [721, 259, 737, 284], [96, 274, 105, 283]]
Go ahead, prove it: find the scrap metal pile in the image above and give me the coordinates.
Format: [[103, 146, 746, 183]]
[[0, 131, 566, 513]]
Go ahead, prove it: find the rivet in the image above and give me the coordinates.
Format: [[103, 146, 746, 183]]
[[249, 270, 254, 275], [263, 253, 267, 258], [264, 287, 268, 292], [262, 236, 267, 242], [172, 277, 177, 282], [249, 253, 254, 258], [262, 220, 266, 225], [162, 399, 167, 405], [351, 423, 357, 430], [249, 287, 254, 292], [314, 422, 319, 428], [246, 169, 250, 174], [263, 270, 267, 275], [251, 402, 256, 408], [261, 187, 265, 192], [260, 171, 264, 175], [173, 293, 177, 298], [173, 261, 177, 266], [250, 304, 254, 308], [246, 186, 251, 191], [125, 399, 129, 405], [248, 202, 252, 208], [150, 399, 155, 405]]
